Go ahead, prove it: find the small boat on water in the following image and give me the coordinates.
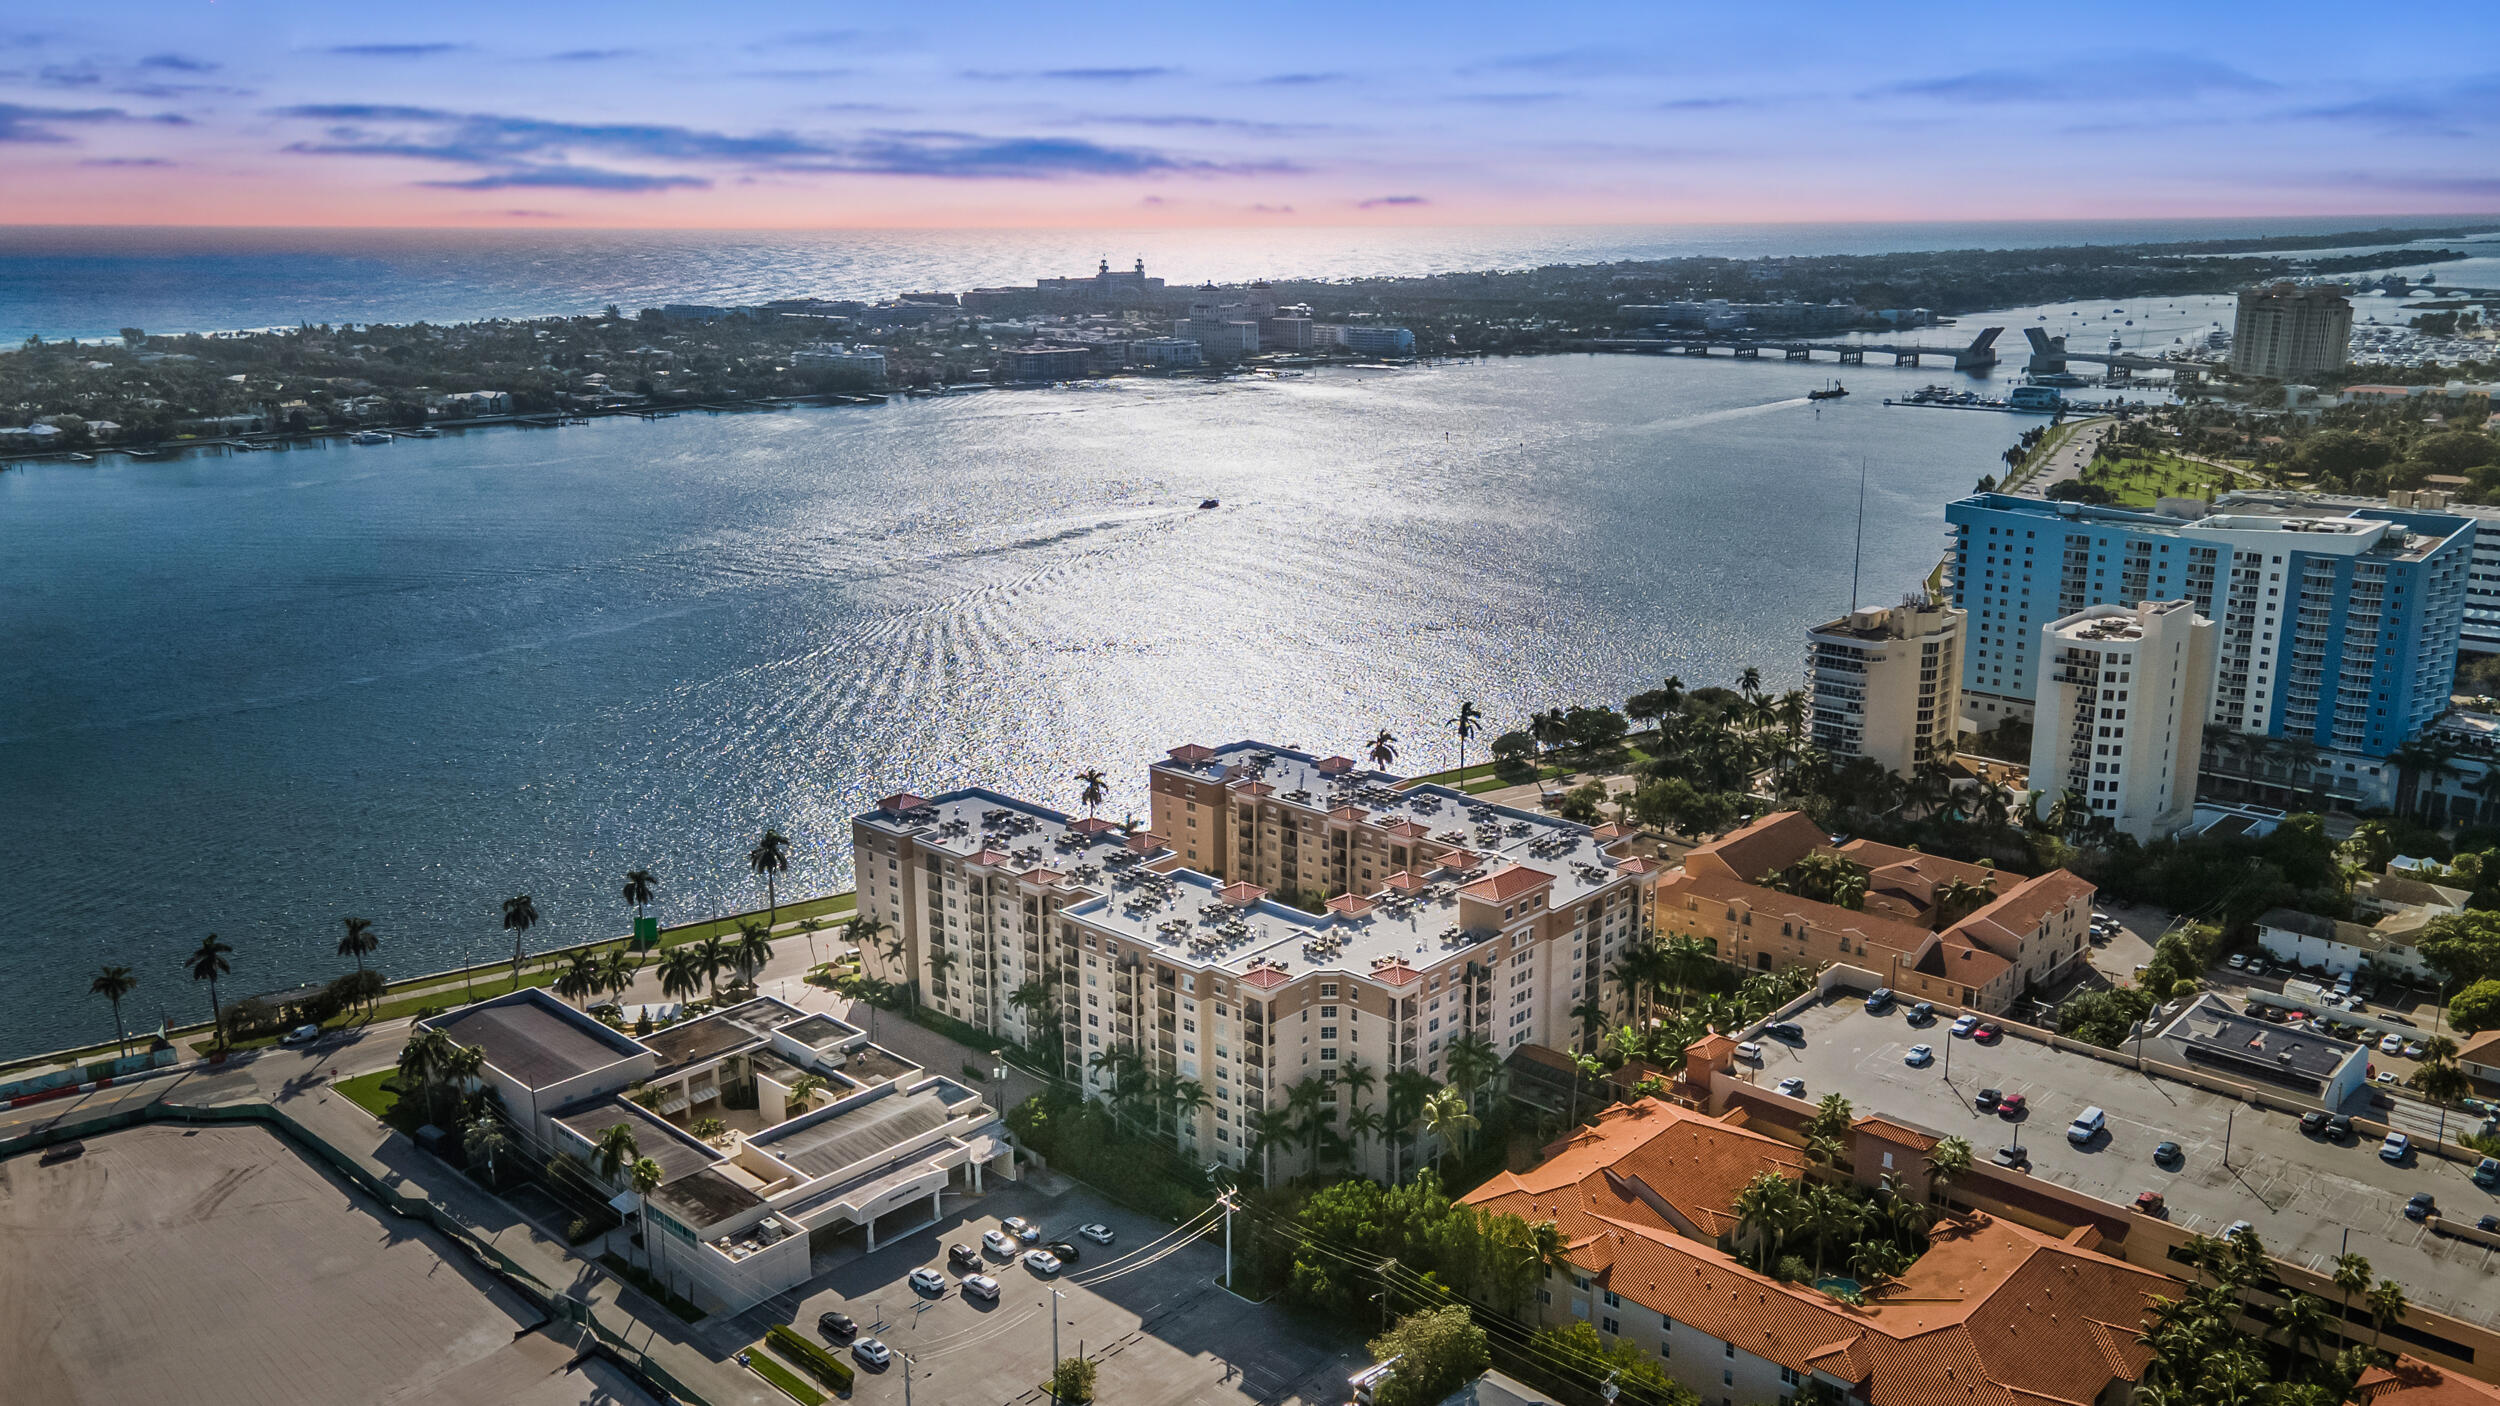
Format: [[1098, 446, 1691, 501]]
[[407, 426, 441, 438], [1807, 381, 1849, 401], [1198, 498, 1220, 510], [350, 430, 391, 445]]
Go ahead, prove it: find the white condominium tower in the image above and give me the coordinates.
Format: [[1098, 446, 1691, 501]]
[[2027, 600, 2216, 842]]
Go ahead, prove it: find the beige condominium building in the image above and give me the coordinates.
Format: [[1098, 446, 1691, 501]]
[[2231, 282, 2352, 381], [855, 741, 1662, 1180], [2027, 599, 2215, 842], [1803, 596, 1963, 775]]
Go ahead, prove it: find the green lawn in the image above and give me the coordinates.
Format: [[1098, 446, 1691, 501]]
[[2078, 450, 2237, 507], [746, 1351, 827, 1406]]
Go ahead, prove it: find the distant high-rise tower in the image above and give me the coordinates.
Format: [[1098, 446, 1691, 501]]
[[1804, 597, 1964, 776], [2028, 600, 2215, 843], [2231, 283, 2352, 380]]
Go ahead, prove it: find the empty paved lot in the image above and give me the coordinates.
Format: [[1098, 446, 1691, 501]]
[[748, 1180, 1360, 1406], [0, 1123, 658, 1406], [1748, 997, 2500, 1331]]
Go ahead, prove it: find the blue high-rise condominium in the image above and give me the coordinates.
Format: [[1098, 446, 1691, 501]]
[[1944, 493, 2473, 760]]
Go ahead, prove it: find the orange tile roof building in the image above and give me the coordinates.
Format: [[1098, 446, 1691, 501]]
[[1463, 1099, 2173, 1406], [1659, 812, 2093, 1013]]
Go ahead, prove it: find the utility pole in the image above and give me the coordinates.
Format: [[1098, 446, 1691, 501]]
[[1216, 1190, 1238, 1289], [901, 1353, 914, 1406], [2224, 1104, 2236, 1168], [1048, 1287, 1066, 1402]]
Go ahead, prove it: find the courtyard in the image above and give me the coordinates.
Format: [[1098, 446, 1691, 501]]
[[0, 1123, 662, 1406]]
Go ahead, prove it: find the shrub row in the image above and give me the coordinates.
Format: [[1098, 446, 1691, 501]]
[[596, 1252, 706, 1322], [766, 1324, 856, 1391], [745, 1349, 826, 1405]]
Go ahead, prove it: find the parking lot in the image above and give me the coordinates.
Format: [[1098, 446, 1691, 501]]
[[1745, 996, 2500, 1333], [0, 1123, 660, 1406], [741, 1180, 1359, 1406]]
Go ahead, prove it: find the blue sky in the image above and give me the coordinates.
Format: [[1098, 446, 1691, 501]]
[[4, 0, 2496, 226]]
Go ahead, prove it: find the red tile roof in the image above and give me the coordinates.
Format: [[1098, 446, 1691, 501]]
[[1464, 1099, 1804, 1242], [1433, 847, 1482, 871], [2357, 1359, 2500, 1405], [1684, 812, 1830, 885], [1167, 743, 1218, 763], [1219, 880, 1269, 905], [876, 792, 928, 812], [1463, 865, 1556, 902], [1317, 756, 1356, 773], [1326, 893, 1377, 916], [1069, 817, 1119, 836]]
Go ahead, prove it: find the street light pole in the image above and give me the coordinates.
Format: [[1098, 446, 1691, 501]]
[[901, 1353, 914, 1406], [1048, 1287, 1066, 1403], [1217, 1190, 1238, 1288], [2224, 1104, 2236, 1168]]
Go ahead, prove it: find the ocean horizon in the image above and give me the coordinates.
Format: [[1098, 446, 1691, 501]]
[[4, 216, 2492, 344]]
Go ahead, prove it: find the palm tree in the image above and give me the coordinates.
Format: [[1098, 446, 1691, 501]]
[[1451, 701, 1483, 778], [398, 1027, 456, 1126], [1930, 877, 1997, 929], [1731, 1172, 1798, 1273], [748, 829, 792, 927], [1368, 729, 1398, 771], [90, 965, 138, 1056], [593, 1120, 640, 1184], [1345, 1106, 1387, 1164], [1169, 1078, 1210, 1135], [1445, 1033, 1500, 1113], [2331, 1251, 2372, 1333], [187, 933, 234, 1045], [1074, 769, 1109, 819], [1925, 1135, 1973, 1209], [337, 916, 379, 983], [1569, 999, 1609, 1052], [732, 920, 774, 990], [2366, 1278, 2409, 1349], [1420, 1086, 1477, 1178], [554, 950, 602, 1006], [622, 868, 658, 946], [1659, 935, 1715, 1014], [2275, 1292, 2332, 1364], [693, 933, 732, 999], [1383, 1069, 1437, 1184], [443, 1043, 486, 1110], [1250, 1107, 1296, 1189], [1528, 709, 1570, 776], [464, 1112, 512, 1184], [599, 949, 636, 1004], [629, 1156, 666, 1282], [784, 1074, 827, 1117], [501, 894, 540, 992], [656, 946, 707, 1004]]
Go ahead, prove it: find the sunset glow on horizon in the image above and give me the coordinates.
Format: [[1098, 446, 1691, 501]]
[[4, 0, 2496, 230]]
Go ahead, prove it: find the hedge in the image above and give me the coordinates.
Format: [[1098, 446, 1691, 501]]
[[597, 1252, 706, 1322], [767, 1323, 857, 1392], [746, 1350, 827, 1405]]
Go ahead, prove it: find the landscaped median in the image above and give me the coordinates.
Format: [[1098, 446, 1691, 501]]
[[744, 1348, 826, 1405], [763, 1323, 855, 1394]]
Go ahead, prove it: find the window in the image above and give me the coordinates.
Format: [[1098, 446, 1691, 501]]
[[1320, 983, 1338, 998], [1603, 1290, 1621, 1308], [1601, 1316, 1619, 1335]]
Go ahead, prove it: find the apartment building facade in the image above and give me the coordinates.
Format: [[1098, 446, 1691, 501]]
[[1657, 812, 2093, 1011], [2027, 599, 2216, 841], [1802, 597, 1964, 775], [1944, 493, 2473, 764], [2231, 283, 2353, 380], [856, 743, 1661, 1179]]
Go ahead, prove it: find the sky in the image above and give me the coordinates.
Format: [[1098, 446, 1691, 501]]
[[3, 1, 2497, 229]]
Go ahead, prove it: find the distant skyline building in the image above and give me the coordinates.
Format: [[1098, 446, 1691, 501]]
[[2026, 600, 2215, 842], [1945, 493, 2472, 761], [1803, 597, 1964, 776], [2230, 283, 2352, 380]]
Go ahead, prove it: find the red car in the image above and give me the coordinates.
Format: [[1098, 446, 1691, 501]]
[[1973, 1022, 2002, 1042], [1997, 1092, 2027, 1117], [2134, 1191, 2167, 1216]]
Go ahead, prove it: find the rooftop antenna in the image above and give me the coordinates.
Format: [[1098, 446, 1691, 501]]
[[1849, 457, 1869, 612]]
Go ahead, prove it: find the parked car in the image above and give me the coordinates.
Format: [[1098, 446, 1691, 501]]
[[2134, 1190, 2167, 1216], [2324, 1114, 2355, 1143], [1865, 987, 1895, 1014], [278, 1024, 322, 1048], [1775, 1077, 1806, 1098], [854, 1338, 892, 1367], [1999, 1092, 2028, 1118], [949, 1243, 980, 1269], [1765, 1021, 1805, 1043], [1973, 1022, 2002, 1043], [908, 1267, 946, 1294], [1003, 1216, 1041, 1241], [1904, 1044, 1934, 1068], [963, 1273, 1000, 1301], [1078, 1223, 1116, 1245], [2300, 1110, 2329, 1136], [1951, 1014, 1981, 1038], [2228, 954, 2249, 970], [2380, 1033, 2406, 1055], [2066, 1107, 2106, 1144], [817, 1312, 857, 1340], [1976, 1087, 2002, 1111], [983, 1229, 1018, 1257], [2153, 1141, 2183, 1167], [1023, 1249, 1063, 1275], [2381, 1132, 2412, 1163], [2480, 1215, 2500, 1235], [2473, 1157, 2500, 1189], [2223, 1220, 2254, 1242], [2403, 1041, 2428, 1060], [1734, 1041, 1763, 1063], [1907, 1001, 1935, 1025], [2405, 1192, 2437, 1222]]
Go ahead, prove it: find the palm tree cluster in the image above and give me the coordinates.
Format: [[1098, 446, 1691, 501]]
[[1728, 1170, 1924, 1288], [2136, 1229, 2407, 1406], [396, 1026, 489, 1130]]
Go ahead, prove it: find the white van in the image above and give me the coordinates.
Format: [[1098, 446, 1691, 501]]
[[2066, 1107, 2107, 1144]]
